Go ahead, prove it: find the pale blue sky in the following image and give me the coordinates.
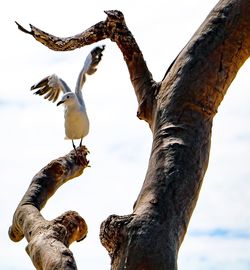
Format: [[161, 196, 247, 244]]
[[1, 0, 250, 269]]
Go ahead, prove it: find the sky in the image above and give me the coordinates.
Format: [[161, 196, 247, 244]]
[[1, 0, 250, 269]]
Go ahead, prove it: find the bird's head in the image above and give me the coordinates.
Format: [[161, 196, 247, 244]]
[[57, 92, 77, 106]]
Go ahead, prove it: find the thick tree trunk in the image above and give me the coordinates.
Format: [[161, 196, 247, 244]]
[[15, 0, 250, 269], [9, 147, 89, 269]]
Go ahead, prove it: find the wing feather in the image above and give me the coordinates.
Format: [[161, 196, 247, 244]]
[[75, 45, 105, 105], [31, 74, 71, 103], [75, 45, 105, 91]]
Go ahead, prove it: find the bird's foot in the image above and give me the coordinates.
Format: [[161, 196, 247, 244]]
[[73, 146, 89, 167]]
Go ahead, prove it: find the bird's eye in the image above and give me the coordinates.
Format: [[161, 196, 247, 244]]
[[67, 96, 69, 99]]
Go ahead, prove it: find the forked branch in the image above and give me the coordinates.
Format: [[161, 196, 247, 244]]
[[9, 146, 89, 270], [15, 2, 250, 269], [15, 10, 159, 126]]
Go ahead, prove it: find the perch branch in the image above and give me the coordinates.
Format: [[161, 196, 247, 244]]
[[16, 2, 250, 268], [16, 10, 158, 126], [9, 146, 89, 270]]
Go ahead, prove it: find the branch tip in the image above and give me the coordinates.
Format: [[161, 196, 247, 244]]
[[104, 10, 125, 22], [15, 21, 32, 35]]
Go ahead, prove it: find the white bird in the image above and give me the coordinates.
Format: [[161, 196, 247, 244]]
[[31, 45, 105, 151]]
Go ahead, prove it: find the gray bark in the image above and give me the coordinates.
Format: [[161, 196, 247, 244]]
[[14, 0, 250, 268], [9, 147, 89, 269]]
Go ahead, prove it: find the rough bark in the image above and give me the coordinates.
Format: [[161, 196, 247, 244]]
[[15, 0, 250, 269], [9, 146, 89, 270]]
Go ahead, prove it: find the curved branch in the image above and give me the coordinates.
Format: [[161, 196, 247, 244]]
[[15, 20, 108, 51], [16, 10, 159, 126], [100, 0, 250, 269], [9, 146, 89, 269], [15, 1, 250, 269]]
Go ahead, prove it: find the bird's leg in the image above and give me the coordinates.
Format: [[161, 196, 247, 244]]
[[72, 140, 85, 165], [72, 140, 78, 155], [80, 138, 83, 147]]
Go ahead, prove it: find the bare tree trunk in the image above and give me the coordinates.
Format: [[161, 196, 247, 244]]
[[15, 0, 250, 269], [9, 147, 89, 270]]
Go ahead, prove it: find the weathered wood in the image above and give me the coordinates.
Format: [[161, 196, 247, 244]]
[[15, 0, 250, 269], [16, 10, 158, 126], [9, 147, 89, 270]]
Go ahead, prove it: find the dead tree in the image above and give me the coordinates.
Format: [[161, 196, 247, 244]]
[[9, 147, 89, 270], [13, 0, 250, 269]]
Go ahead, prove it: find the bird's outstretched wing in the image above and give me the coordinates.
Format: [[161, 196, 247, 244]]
[[75, 45, 105, 94], [31, 74, 71, 103]]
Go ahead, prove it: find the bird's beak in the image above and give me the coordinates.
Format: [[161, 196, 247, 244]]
[[57, 100, 64, 106]]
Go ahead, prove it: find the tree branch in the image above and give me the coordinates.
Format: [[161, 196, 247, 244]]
[[15, 1, 250, 269], [100, 0, 250, 269], [9, 146, 89, 270], [16, 10, 158, 126]]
